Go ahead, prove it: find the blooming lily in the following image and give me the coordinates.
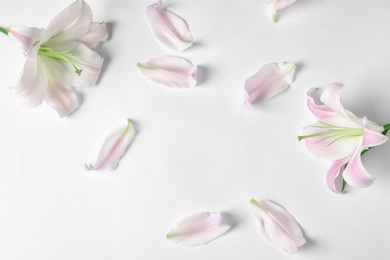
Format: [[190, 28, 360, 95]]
[[3, 0, 108, 117], [298, 83, 390, 193]]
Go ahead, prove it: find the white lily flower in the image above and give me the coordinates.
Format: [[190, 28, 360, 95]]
[[8, 0, 108, 117]]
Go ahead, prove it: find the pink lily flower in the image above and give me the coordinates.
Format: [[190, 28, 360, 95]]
[[298, 83, 389, 193]]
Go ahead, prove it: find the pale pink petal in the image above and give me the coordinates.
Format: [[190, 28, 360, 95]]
[[243, 62, 295, 108], [85, 119, 135, 172], [78, 22, 109, 49], [326, 158, 349, 194], [146, 0, 193, 52], [250, 199, 305, 254], [44, 78, 78, 118], [319, 82, 352, 118], [307, 87, 339, 120], [265, 0, 297, 22], [362, 118, 388, 147], [7, 26, 43, 53], [343, 147, 374, 188], [166, 212, 230, 247], [10, 48, 45, 108], [137, 56, 197, 88], [40, 0, 92, 44]]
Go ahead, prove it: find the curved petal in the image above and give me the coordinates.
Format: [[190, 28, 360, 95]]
[[343, 147, 374, 188], [146, 0, 193, 52], [362, 119, 388, 147], [307, 87, 339, 120], [265, 0, 297, 22], [78, 22, 109, 49], [326, 158, 348, 194], [250, 199, 305, 254], [7, 26, 43, 53], [243, 62, 295, 108], [85, 119, 135, 171], [166, 212, 230, 247], [137, 56, 197, 88], [319, 83, 352, 118], [44, 78, 78, 118], [10, 48, 45, 108], [40, 0, 92, 44]]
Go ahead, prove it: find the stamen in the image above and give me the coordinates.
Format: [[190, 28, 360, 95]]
[[38, 46, 82, 76]]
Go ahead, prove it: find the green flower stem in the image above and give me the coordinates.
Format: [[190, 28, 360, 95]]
[[0, 27, 8, 36]]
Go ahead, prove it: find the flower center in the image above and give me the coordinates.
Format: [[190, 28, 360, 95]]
[[297, 121, 363, 144], [38, 45, 82, 76]]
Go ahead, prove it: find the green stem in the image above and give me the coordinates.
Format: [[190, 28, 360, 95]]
[[0, 27, 8, 36]]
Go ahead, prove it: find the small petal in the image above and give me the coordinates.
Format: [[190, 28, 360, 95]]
[[7, 26, 43, 53], [137, 56, 197, 88], [146, 0, 193, 52], [326, 158, 348, 194], [243, 62, 295, 108], [265, 0, 297, 22], [166, 212, 230, 247], [79, 22, 109, 49], [85, 119, 135, 171], [250, 199, 305, 254], [40, 0, 92, 44]]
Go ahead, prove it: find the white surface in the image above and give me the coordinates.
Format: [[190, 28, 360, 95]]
[[1, 0, 390, 259]]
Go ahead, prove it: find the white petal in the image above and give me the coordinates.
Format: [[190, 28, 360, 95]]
[[78, 22, 109, 49], [40, 0, 93, 44], [243, 62, 295, 108], [265, 0, 297, 22], [250, 199, 306, 254], [137, 56, 197, 88], [85, 119, 135, 172], [44, 79, 78, 118], [166, 212, 230, 247], [7, 26, 43, 53], [146, 0, 193, 52]]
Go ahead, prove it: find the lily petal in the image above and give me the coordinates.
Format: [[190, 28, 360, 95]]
[[166, 212, 230, 247], [40, 0, 92, 44], [343, 147, 374, 188], [146, 0, 193, 52], [44, 78, 78, 118], [326, 158, 349, 194], [85, 119, 135, 171], [265, 0, 297, 22], [250, 199, 305, 254], [243, 62, 295, 108], [10, 48, 46, 108], [362, 119, 388, 148], [137, 56, 197, 88], [79, 22, 109, 49], [7, 26, 43, 53]]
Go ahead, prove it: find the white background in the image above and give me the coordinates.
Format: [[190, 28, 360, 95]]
[[1, 0, 390, 259]]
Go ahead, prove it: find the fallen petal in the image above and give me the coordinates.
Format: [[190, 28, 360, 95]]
[[265, 0, 297, 22], [146, 0, 193, 52], [243, 62, 295, 108], [250, 199, 306, 254], [7, 26, 43, 53], [166, 212, 230, 247], [85, 119, 135, 171], [137, 56, 197, 88]]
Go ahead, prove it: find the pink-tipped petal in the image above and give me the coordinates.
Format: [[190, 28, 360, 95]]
[[137, 56, 197, 88], [7, 26, 43, 53], [326, 158, 349, 194], [265, 0, 297, 22], [10, 49, 45, 108], [307, 87, 339, 120], [44, 79, 78, 118], [362, 119, 388, 147], [146, 0, 193, 52], [166, 212, 230, 247], [79, 22, 109, 49], [243, 62, 295, 107], [250, 199, 305, 254], [85, 119, 135, 172], [343, 147, 374, 188], [40, 0, 92, 44]]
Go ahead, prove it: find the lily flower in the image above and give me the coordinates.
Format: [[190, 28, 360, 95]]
[[298, 83, 389, 193], [6, 0, 108, 117]]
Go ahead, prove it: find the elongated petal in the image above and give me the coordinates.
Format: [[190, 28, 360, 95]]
[[166, 212, 230, 247], [137, 56, 197, 88], [78, 22, 109, 49], [44, 78, 78, 118], [10, 48, 45, 108], [7, 26, 43, 53], [40, 0, 92, 44], [85, 119, 135, 171], [265, 0, 297, 22], [326, 158, 349, 194], [250, 199, 305, 254], [243, 62, 295, 108], [146, 0, 193, 52]]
